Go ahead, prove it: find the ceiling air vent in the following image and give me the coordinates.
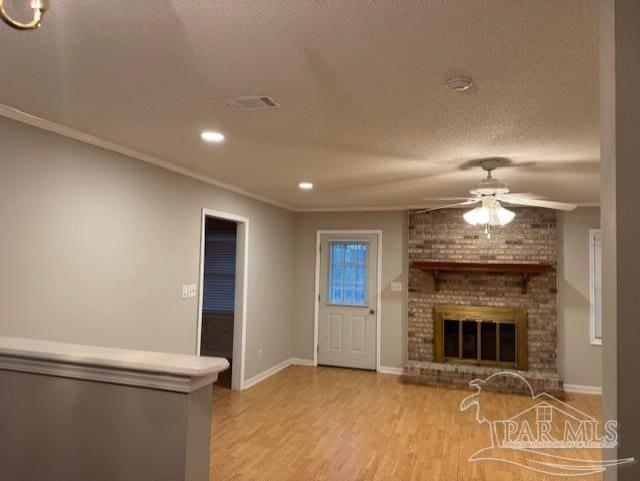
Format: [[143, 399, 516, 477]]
[[220, 95, 282, 110]]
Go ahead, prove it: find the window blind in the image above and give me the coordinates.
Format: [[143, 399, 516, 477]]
[[203, 231, 236, 314]]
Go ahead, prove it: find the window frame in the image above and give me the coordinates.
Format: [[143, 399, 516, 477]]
[[327, 240, 370, 307], [589, 228, 603, 346]]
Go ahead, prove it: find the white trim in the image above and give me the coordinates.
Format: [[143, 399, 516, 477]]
[[589, 228, 603, 346], [243, 358, 314, 390], [230, 358, 406, 391], [0, 104, 293, 211], [313, 230, 383, 372], [290, 358, 315, 366], [378, 366, 404, 375], [298, 203, 602, 212], [0, 104, 602, 214], [242, 358, 292, 390], [564, 384, 603, 395], [197, 208, 249, 391], [299, 206, 407, 212]]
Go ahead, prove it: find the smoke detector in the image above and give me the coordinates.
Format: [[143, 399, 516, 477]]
[[445, 77, 474, 92], [220, 95, 282, 110]]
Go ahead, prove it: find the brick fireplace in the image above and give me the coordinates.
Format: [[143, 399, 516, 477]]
[[403, 207, 564, 398]]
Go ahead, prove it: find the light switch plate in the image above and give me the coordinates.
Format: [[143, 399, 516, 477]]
[[181, 285, 189, 299], [390, 282, 403, 292], [187, 284, 197, 298]]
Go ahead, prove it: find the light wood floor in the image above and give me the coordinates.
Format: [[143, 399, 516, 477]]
[[210, 365, 602, 481]]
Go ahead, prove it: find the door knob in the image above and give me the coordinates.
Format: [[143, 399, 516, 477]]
[[370, 309, 376, 315]]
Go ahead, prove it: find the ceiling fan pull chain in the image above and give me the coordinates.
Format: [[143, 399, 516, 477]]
[[0, 0, 48, 30]]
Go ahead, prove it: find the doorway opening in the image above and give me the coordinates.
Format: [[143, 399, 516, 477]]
[[197, 209, 248, 391]]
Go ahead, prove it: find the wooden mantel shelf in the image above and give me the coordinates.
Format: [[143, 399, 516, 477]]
[[411, 261, 553, 294]]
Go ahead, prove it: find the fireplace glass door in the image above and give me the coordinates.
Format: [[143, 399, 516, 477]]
[[434, 305, 527, 370], [443, 319, 517, 365]]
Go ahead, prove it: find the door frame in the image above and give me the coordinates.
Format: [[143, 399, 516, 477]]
[[196, 208, 249, 391], [313, 229, 383, 371]]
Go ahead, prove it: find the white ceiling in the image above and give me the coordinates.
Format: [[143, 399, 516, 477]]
[[0, 0, 599, 210]]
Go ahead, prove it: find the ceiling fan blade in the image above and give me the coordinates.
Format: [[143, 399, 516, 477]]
[[415, 198, 481, 214], [498, 193, 544, 200], [496, 195, 577, 211], [421, 197, 474, 201]]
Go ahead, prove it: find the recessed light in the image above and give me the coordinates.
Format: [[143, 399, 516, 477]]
[[298, 182, 314, 190], [201, 131, 225, 143]]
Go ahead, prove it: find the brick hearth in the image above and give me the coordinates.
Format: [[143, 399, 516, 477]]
[[403, 207, 564, 397]]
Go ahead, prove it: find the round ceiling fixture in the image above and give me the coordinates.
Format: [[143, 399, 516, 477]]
[[298, 182, 314, 190], [201, 131, 225, 143], [446, 77, 474, 92]]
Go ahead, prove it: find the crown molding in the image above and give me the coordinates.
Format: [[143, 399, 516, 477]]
[[296, 205, 407, 212], [297, 202, 600, 213], [0, 104, 296, 212], [0, 104, 600, 214]]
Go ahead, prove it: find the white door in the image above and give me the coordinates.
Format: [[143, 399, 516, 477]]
[[318, 233, 378, 370]]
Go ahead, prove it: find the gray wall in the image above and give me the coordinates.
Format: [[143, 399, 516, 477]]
[[292, 211, 408, 368], [0, 115, 605, 387], [558, 208, 602, 388], [600, 0, 640, 478], [0, 117, 294, 380], [0, 369, 212, 481], [292, 209, 603, 382]]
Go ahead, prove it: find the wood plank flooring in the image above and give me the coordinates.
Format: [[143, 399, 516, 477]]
[[210, 365, 603, 481]]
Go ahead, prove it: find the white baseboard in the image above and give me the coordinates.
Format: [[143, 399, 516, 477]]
[[378, 366, 404, 375], [242, 362, 604, 395], [290, 358, 315, 366], [242, 358, 316, 390], [242, 360, 408, 390], [242, 359, 292, 390], [564, 384, 603, 395]]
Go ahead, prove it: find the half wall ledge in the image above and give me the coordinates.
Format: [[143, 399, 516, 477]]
[[0, 336, 229, 481]]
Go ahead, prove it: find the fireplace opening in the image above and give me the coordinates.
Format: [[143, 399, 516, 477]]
[[434, 305, 527, 370]]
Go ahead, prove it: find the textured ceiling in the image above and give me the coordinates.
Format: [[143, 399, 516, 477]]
[[0, 0, 599, 210]]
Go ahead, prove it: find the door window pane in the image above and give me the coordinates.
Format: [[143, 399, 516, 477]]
[[328, 241, 368, 305]]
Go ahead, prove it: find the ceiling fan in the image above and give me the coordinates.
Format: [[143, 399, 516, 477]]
[[418, 159, 578, 238]]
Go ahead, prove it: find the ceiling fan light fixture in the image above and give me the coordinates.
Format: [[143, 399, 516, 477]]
[[463, 199, 515, 228], [463, 206, 490, 226], [422, 160, 576, 238], [494, 205, 516, 226]]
